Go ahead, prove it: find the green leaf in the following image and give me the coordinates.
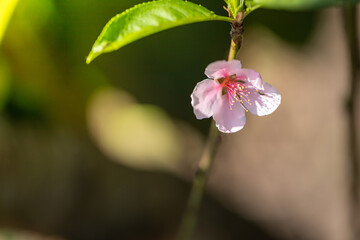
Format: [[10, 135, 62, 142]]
[[86, 0, 231, 63], [244, 1, 261, 16], [249, 0, 360, 10], [224, 0, 243, 17]]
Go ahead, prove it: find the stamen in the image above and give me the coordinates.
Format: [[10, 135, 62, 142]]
[[222, 74, 254, 111]]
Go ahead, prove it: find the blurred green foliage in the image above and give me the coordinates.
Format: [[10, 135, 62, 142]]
[[246, 9, 318, 44], [0, 57, 10, 112], [0, 0, 19, 44], [253, 0, 360, 10]]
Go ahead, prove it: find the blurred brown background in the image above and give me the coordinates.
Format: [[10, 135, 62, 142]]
[[0, 0, 358, 239]]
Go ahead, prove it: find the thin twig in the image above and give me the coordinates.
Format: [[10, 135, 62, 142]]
[[176, 121, 220, 240], [177, 13, 244, 240]]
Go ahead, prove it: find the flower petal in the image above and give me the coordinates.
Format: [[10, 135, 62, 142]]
[[242, 82, 281, 116], [212, 95, 246, 133], [191, 79, 222, 119], [205, 60, 242, 79], [240, 68, 264, 90]]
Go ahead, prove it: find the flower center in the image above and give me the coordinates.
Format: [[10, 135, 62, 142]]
[[217, 74, 252, 111]]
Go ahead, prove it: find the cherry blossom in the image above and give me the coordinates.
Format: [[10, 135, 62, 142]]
[[191, 60, 281, 133]]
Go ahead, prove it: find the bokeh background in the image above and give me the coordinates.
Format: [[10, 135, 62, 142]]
[[0, 0, 358, 239]]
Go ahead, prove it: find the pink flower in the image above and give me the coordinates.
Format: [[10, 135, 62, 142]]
[[191, 60, 281, 133]]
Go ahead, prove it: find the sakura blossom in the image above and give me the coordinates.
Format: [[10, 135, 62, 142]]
[[191, 60, 281, 133]]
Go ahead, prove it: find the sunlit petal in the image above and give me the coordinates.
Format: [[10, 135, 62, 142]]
[[205, 60, 242, 79], [213, 95, 246, 133], [242, 82, 281, 116], [191, 79, 222, 119]]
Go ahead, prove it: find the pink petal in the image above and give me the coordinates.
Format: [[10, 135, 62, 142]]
[[240, 68, 264, 90], [205, 60, 242, 80], [191, 79, 222, 119], [212, 95, 246, 133], [242, 82, 281, 116]]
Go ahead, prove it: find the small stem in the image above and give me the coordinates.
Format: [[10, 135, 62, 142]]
[[228, 40, 240, 61], [228, 12, 244, 61], [177, 121, 220, 240], [177, 15, 243, 240], [342, 5, 360, 240]]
